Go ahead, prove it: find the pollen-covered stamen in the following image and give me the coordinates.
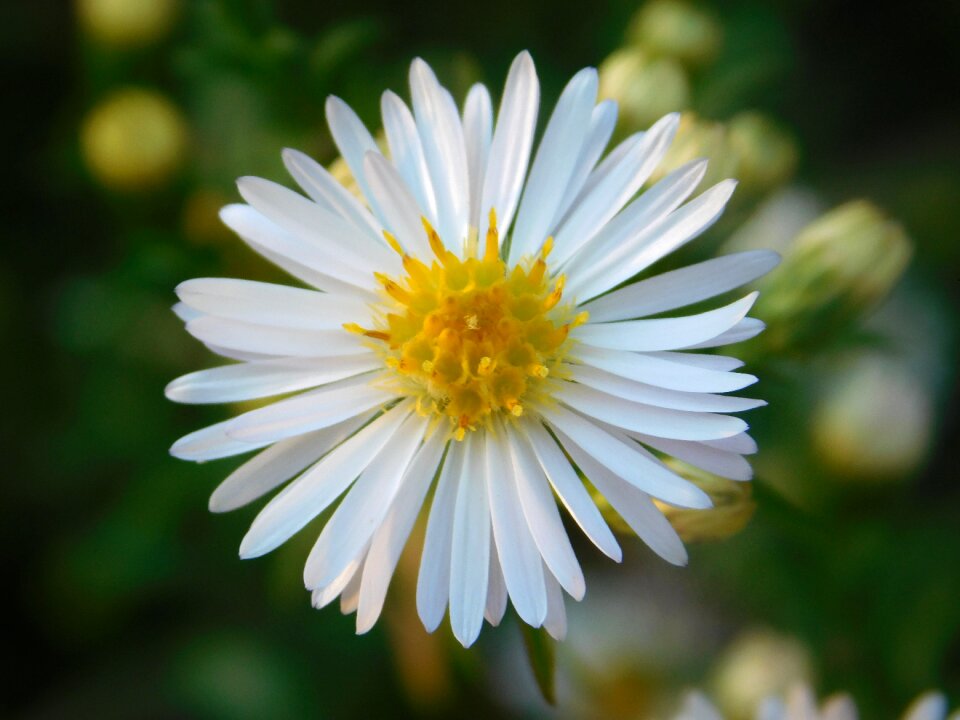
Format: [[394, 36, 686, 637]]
[[355, 209, 585, 438]]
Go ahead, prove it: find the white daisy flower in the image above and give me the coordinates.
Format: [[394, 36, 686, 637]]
[[167, 51, 778, 648], [674, 686, 957, 720]]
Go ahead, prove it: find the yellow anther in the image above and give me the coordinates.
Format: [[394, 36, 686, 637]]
[[506, 399, 524, 417], [421, 216, 449, 261], [343, 322, 390, 342], [544, 275, 566, 310], [453, 427, 466, 441], [477, 356, 493, 375], [421, 360, 435, 373], [382, 230, 405, 256], [465, 314, 480, 330], [484, 208, 499, 261], [530, 364, 549, 378], [540, 236, 554, 259], [572, 310, 589, 327]]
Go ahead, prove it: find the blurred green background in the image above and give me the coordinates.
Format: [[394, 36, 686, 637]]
[[4, 0, 959, 717]]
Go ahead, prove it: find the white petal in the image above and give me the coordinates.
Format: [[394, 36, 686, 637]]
[[209, 412, 375, 513], [303, 413, 428, 589], [786, 685, 818, 720], [553, 99, 618, 226], [417, 439, 464, 632], [449, 432, 491, 647], [339, 556, 365, 615], [542, 569, 568, 641], [757, 697, 789, 720], [821, 694, 859, 720], [176, 278, 369, 330], [559, 130, 643, 228], [901, 693, 947, 720], [557, 431, 688, 565], [226, 374, 393, 445], [522, 420, 622, 561], [220, 204, 367, 296], [238, 400, 413, 558], [551, 113, 680, 268], [362, 151, 432, 259], [170, 418, 268, 462], [381, 90, 438, 224], [311, 551, 366, 610], [648, 350, 745, 371], [572, 179, 738, 301], [485, 427, 547, 627], [538, 403, 712, 509], [172, 302, 200, 323], [632, 433, 753, 481], [573, 346, 757, 393], [704, 433, 758, 455], [356, 430, 448, 633], [462, 83, 493, 232], [574, 293, 758, 352], [166, 355, 378, 405], [236, 177, 381, 289], [554, 381, 747, 440], [506, 429, 585, 599], [509, 67, 598, 263], [478, 51, 539, 243], [682, 317, 765, 349], [409, 58, 470, 249], [582, 250, 780, 322], [325, 95, 382, 218], [567, 364, 764, 413], [675, 692, 724, 720], [281, 148, 386, 248], [484, 538, 508, 627], [564, 158, 706, 278], [185, 316, 367, 358]]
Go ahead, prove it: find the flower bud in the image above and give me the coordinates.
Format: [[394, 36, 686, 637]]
[[753, 201, 912, 354], [81, 88, 188, 190], [812, 353, 933, 481], [655, 464, 755, 542], [76, 0, 179, 48], [727, 112, 798, 196], [599, 49, 690, 131], [627, 0, 723, 68], [646, 112, 737, 188]]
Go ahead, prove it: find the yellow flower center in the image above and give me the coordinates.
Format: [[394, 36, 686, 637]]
[[346, 211, 587, 439]]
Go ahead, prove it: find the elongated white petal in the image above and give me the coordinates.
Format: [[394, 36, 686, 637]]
[[362, 151, 433, 259], [704, 433, 758, 455], [281, 148, 386, 247], [583, 250, 780, 322], [381, 90, 438, 224], [485, 427, 547, 626], [632, 433, 753, 481], [522, 420, 622, 561], [170, 418, 268, 462], [226, 374, 393, 445], [650, 351, 744, 371], [568, 364, 765, 413], [539, 403, 712, 509], [484, 539, 508, 626], [417, 440, 463, 632], [239, 400, 413, 558], [220, 204, 366, 296], [560, 131, 643, 227], [573, 179, 738, 301], [506, 430, 585, 599], [462, 83, 493, 232], [237, 177, 380, 289], [209, 412, 374, 513], [325, 95, 382, 218], [449, 432, 491, 647], [559, 434, 689, 565], [821, 695, 859, 720], [552, 113, 680, 267], [542, 569, 568, 641], [176, 278, 369, 330], [554, 381, 747, 440], [410, 59, 470, 249], [563, 158, 707, 277], [509, 67, 597, 262], [312, 550, 366, 610], [575, 292, 758, 352], [304, 413, 428, 589], [186, 316, 366, 358], [573, 345, 758, 393], [478, 51, 539, 243], [172, 302, 200, 323], [356, 430, 448, 633], [682, 317, 765, 349], [553, 99, 618, 226], [901, 692, 948, 720], [339, 558, 365, 615], [166, 355, 378, 405]]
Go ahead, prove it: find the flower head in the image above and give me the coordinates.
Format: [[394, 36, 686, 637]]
[[167, 51, 777, 647]]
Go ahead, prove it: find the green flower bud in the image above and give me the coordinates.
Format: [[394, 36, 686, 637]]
[[727, 112, 798, 196], [753, 201, 912, 354], [627, 0, 723, 68], [81, 88, 188, 190], [599, 49, 691, 131]]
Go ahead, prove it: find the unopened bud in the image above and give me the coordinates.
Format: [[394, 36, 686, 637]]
[[727, 112, 798, 195], [655, 463, 755, 542], [599, 49, 691, 131], [627, 0, 723, 68]]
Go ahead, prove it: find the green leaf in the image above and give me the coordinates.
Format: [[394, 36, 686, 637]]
[[519, 624, 556, 705]]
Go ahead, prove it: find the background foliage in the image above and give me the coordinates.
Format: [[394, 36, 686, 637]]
[[4, 0, 959, 717]]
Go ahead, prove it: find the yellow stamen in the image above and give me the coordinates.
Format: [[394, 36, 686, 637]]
[[484, 208, 499, 262], [382, 230, 405, 256]]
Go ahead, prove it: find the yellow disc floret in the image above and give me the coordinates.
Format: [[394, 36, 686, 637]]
[[348, 210, 587, 439]]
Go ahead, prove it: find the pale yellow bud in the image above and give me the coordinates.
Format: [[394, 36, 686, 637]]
[[76, 0, 179, 48], [655, 463, 755, 542], [727, 112, 799, 195], [81, 88, 188, 190], [627, 0, 723, 68], [599, 49, 691, 131]]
